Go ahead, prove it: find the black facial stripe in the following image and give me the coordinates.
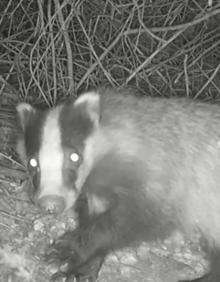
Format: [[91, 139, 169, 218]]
[[59, 100, 95, 191], [62, 149, 78, 190], [59, 100, 94, 151], [62, 163, 77, 190], [31, 168, 41, 194], [25, 110, 48, 158]]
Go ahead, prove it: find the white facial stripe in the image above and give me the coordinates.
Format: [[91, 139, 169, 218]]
[[38, 106, 64, 198]]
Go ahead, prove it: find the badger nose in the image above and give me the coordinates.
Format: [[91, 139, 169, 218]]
[[38, 195, 65, 214]]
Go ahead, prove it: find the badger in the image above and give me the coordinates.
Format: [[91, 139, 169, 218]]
[[16, 88, 220, 282]]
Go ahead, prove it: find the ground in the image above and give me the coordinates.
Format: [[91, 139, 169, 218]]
[[0, 174, 208, 282]]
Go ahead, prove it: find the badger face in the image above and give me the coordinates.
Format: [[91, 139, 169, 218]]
[[16, 92, 102, 214]]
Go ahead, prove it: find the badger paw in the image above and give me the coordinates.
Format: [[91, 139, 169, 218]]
[[45, 231, 104, 282], [46, 232, 80, 268], [48, 255, 103, 282]]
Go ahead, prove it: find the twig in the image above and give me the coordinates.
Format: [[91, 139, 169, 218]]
[[0, 0, 14, 27], [0, 209, 31, 223], [77, 11, 133, 90], [77, 6, 220, 90], [194, 62, 220, 99], [75, 12, 117, 86], [47, 0, 57, 104], [0, 165, 27, 180], [175, 35, 220, 83], [0, 152, 25, 169], [184, 55, 189, 97], [54, 0, 74, 93], [124, 7, 220, 35], [125, 28, 187, 84]]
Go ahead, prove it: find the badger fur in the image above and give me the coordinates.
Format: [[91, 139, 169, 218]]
[[16, 88, 220, 281]]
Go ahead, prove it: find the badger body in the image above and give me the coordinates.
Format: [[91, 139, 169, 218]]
[[17, 88, 220, 281]]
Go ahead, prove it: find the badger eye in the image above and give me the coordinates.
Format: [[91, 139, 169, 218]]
[[70, 152, 80, 163], [29, 158, 38, 168]]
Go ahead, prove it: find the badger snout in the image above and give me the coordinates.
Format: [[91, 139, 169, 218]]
[[38, 195, 65, 214]]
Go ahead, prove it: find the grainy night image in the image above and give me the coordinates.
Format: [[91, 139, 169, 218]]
[[0, 1, 220, 282]]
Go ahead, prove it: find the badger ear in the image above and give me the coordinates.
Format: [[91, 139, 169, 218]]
[[16, 103, 36, 131], [74, 91, 100, 127]]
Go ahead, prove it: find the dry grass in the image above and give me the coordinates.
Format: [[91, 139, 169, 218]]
[[0, 1, 220, 281], [0, 0, 220, 108]]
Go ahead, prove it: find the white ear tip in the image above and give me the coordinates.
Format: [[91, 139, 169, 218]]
[[16, 103, 33, 114], [75, 91, 99, 106]]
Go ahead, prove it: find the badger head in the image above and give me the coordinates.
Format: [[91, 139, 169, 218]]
[[16, 91, 104, 214]]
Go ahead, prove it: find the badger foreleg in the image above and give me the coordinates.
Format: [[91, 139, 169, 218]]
[[46, 228, 104, 282], [45, 186, 155, 281]]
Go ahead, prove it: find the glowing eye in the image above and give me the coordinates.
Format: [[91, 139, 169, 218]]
[[29, 158, 38, 168], [70, 152, 80, 163]]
